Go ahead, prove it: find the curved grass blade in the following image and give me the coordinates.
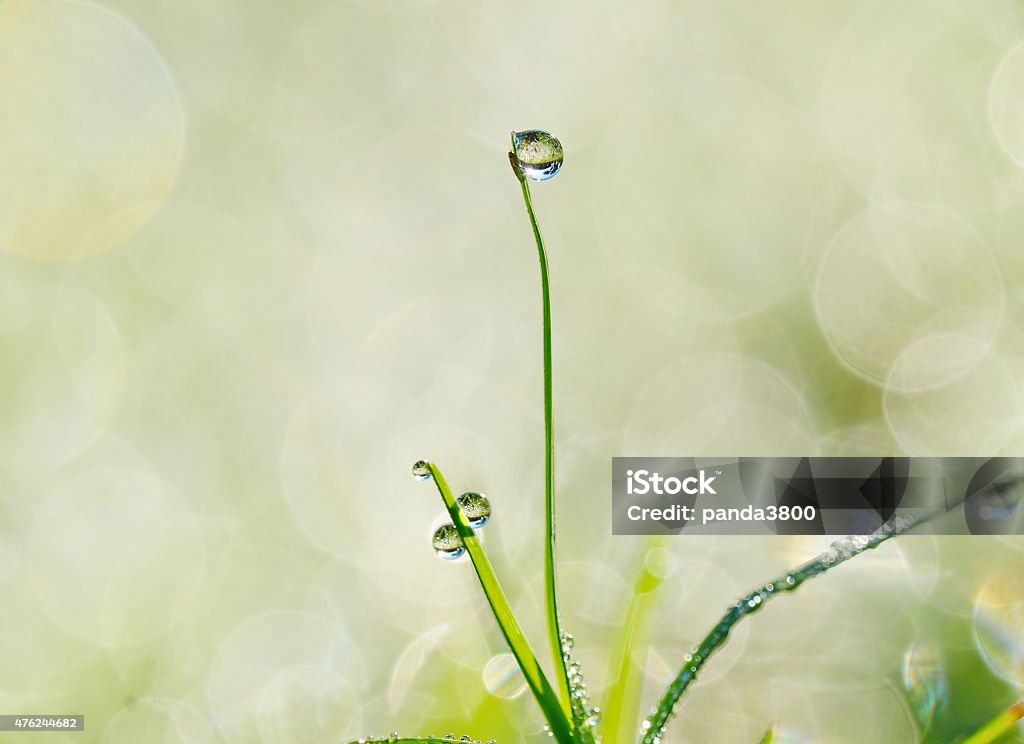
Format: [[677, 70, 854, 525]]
[[509, 134, 574, 722], [425, 461, 575, 744], [601, 538, 670, 742], [640, 499, 976, 744], [757, 724, 775, 744], [958, 701, 1024, 744]]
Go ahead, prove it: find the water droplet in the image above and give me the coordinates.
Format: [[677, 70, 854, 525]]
[[412, 460, 431, 480], [512, 130, 563, 181], [432, 524, 465, 560], [457, 491, 491, 528]]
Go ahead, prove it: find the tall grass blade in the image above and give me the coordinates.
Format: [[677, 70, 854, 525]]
[[509, 134, 574, 722], [426, 461, 574, 744]]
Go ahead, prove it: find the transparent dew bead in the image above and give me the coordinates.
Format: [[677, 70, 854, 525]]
[[512, 129, 564, 181], [457, 491, 492, 528], [432, 524, 465, 560], [412, 460, 431, 480]]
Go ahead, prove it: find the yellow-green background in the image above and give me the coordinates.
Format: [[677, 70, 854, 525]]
[[1, 0, 1023, 741]]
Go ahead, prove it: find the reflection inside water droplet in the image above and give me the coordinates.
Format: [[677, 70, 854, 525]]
[[457, 491, 491, 528], [513, 130, 564, 181], [431, 523, 465, 560]]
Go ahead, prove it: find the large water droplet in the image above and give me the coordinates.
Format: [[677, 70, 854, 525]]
[[412, 460, 431, 480], [456, 491, 491, 528], [513, 130, 563, 181], [432, 524, 465, 560]]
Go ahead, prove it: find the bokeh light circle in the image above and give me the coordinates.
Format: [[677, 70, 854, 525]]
[[206, 610, 362, 742], [884, 341, 1018, 456], [624, 353, 815, 456], [597, 74, 841, 319], [482, 653, 527, 700], [973, 575, 1024, 686], [990, 40, 1024, 166], [0, 0, 183, 260], [815, 204, 1003, 391], [29, 467, 205, 646]]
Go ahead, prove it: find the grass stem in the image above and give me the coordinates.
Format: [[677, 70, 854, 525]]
[[510, 134, 575, 723]]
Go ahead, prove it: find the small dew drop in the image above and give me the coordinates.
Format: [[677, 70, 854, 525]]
[[512, 130, 564, 181], [432, 524, 465, 560], [412, 460, 431, 480], [457, 491, 492, 529]]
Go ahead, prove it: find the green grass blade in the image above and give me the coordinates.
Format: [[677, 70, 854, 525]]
[[425, 461, 575, 744], [510, 133, 574, 722], [601, 538, 669, 742], [640, 499, 972, 744], [959, 701, 1024, 744], [757, 724, 776, 743]]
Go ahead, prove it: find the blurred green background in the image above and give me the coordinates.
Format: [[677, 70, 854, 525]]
[[1, 0, 1023, 741]]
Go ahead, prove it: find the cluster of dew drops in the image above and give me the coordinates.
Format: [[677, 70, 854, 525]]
[[412, 461, 492, 559], [547, 630, 602, 742]]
